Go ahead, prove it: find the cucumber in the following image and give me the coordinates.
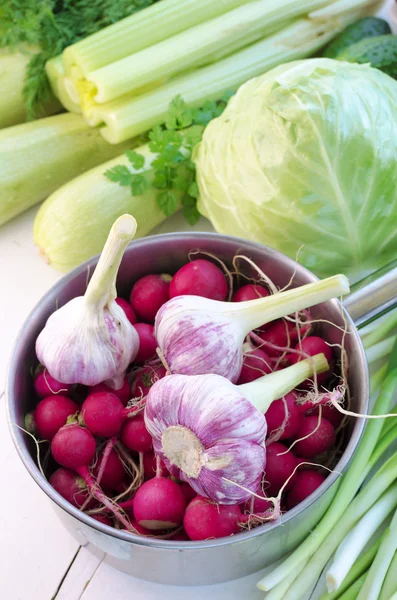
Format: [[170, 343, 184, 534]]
[[336, 35, 397, 80], [322, 17, 391, 59]]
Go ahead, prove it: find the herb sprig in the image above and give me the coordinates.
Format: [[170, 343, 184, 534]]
[[105, 93, 233, 225], [0, 0, 156, 119]]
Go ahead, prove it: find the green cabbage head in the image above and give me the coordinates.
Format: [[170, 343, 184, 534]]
[[194, 58, 397, 279]]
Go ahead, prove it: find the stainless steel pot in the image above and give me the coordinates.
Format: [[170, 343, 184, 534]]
[[6, 232, 397, 586]]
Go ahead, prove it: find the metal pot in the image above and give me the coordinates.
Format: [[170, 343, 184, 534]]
[[6, 232, 397, 586]]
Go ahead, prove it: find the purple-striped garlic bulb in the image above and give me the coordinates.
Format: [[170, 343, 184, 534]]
[[36, 215, 139, 389], [155, 275, 349, 382], [145, 353, 328, 504]]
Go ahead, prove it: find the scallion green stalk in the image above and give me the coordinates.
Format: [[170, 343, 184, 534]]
[[320, 538, 382, 600], [61, 0, 258, 77], [365, 335, 397, 365], [338, 575, 367, 600], [357, 508, 397, 600], [97, 18, 350, 143], [257, 350, 397, 595], [86, 0, 333, 104], [379, 550, 397, 600], [326, 486, 397, 593]]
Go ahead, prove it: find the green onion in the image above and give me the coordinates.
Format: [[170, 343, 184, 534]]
[[326, 486, 397, 593], [97, 18, 348, 143], [357, 508, 397, 599], [320, 538, 382, 600], [338, 575, 367, 600], [257, 338, 397, 597], [61, 0, 257, 77], [379, 550, 397, 600]]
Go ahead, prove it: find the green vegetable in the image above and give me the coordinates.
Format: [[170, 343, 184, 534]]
[[32, 94, 229, 271], [0, 46, 61, 128], [256, 339, 397, 599], [337, 35, 397, 80], [0, 0, 156, 120], [322, 17, 391, 59], [0, 113, 130, 226], [33, 144, 178, 271], [194, 58, 397, 280]]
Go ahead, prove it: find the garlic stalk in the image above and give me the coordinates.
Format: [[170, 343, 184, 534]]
[[155, 274, 349, 382], [36, 214, 139, 388], [145, 353, 328, 504]]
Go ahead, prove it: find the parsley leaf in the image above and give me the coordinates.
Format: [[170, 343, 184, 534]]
[[105, 93, 234, 225], [104, 165, 132, 186], [126, 150, 145, 170]]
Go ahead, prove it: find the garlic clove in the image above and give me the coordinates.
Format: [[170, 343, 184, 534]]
[[36, 215, 139, 388]]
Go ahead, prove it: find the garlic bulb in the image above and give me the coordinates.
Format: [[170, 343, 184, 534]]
[[145, 353, 328, 504], [155, 274, 349, 382], [36, 215, 139, 389]]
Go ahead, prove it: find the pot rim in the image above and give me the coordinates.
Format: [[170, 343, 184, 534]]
[[6, 231, 369, 550]]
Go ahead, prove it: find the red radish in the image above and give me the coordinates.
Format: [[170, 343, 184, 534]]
[[287, 470, 326, 509], [170, 529, 190, 541], [131, 365, 166, 397], [265, 393, 303, 440], [184, 496, 241, 540], [310, 404, 343, 428], [237, 347, 272, 384], [169, 259, 228, 301], [51, 424, 135, 530], [50, 467, 92, 508], [258, 319, 309, 357], [89, 376, 131, 406], [264, 442, 297, 495], [34, 370, 72, 397], [52, 424, 97, 469], [121, 413, 153, 452], [119, 496, 135, 517], [92, 514, 113, 526], [127, 521, 152, 535], [115, 297, 137, 324], [81, 392, 134, 438], [92, 449, 125, 489], [288, 336, 332, 384], [134, 323, 157, 364], [143, 451, 167, 479], [130, 274, 171, 323], [232, 284, 269, 302], [243, 491, 273, 514], [35, 395, 79, 440], [180, 482, 197, 504], [133, 478, 187, 530], [292, 416, 336, 458]]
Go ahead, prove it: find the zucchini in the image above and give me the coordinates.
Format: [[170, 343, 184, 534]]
[[336, 35, 397, 80], [33, 144, 182, 272], [0, 113, 131, 226], [322, 17, 391, 59]]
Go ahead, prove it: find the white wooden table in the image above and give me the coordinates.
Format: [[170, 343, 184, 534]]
[[0, 3, 392, 595]]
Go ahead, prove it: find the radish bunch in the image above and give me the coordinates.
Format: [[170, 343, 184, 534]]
[[28, 249, 348, 541]]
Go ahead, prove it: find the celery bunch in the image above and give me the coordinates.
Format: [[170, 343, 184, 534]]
[[51, 0, 379, 143]]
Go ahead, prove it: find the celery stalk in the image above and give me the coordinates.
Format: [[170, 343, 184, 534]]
[[33, 143, 181, 271], [87, 0, 333, 104], [98, 17, 349, 144], [61, 0, 258, 77], [45, 56, 81, 114], [0, 114, 131, 226]]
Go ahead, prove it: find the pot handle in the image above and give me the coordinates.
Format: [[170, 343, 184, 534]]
[[343, 260, 397, 328]]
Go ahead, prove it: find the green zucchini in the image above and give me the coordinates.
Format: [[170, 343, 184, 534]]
[[322, 17, 391, 59], [336, 35, 397, 80]]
